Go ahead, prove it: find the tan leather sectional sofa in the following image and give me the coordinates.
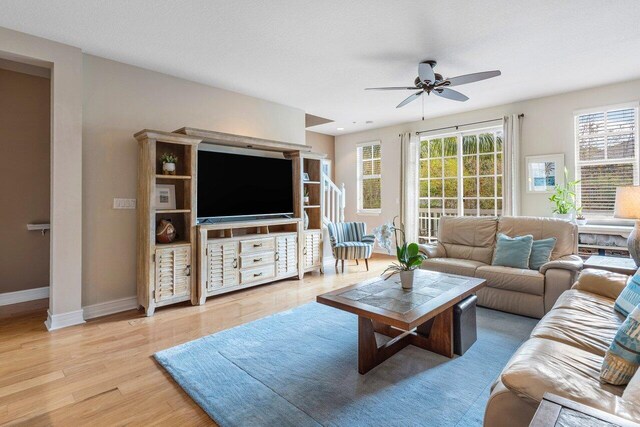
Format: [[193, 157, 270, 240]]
[[484, 269, 640, 426], [418, 216, 583, 318]]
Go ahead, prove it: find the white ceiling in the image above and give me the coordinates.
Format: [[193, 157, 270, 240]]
[[2, 0, 640, 136]]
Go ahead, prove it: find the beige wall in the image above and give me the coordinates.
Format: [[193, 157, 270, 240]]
[[305, 130, 335, 180], [335, 78, 640, 244], [82, 54, 306, 306], [0, 68, 50, 293], [0, 27, 83, 328]]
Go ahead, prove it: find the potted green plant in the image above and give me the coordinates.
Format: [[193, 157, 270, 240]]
[[160, 153, 178, 175], [374, 217, 426, 289], [303, 188, 310, 205], [575, 206, 587, 226], [549, 168, 580, 221]]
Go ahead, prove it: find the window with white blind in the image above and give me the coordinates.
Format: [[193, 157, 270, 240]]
[[575, 104, 639, 216], [418, 127, 503, 243], [357, 142, 381, 214]]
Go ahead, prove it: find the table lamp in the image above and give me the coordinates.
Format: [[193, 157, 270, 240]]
[[614, 186, 640, 267]]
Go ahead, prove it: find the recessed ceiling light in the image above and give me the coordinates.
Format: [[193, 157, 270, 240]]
[[366, 120, 374, 124], [337, 127, 344, 131]]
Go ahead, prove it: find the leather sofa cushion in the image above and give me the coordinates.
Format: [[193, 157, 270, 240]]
[[500, 338, 639, 421], [498, 216, 577, 261], [573, 269, 630, 300], [438, 216, 497, 264], [476, 265, 544, 296], [531, 292, 624, 356], [421, 258, 486, 277], [624, 370, 640, 401]]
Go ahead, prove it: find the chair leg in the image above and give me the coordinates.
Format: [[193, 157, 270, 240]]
[[356, 259, 359, 266], [341, 260, 345, 273], [365, 258, 369, 271], [335, 259, 339, 273]]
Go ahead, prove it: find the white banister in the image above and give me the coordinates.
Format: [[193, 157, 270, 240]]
[[321, 173, 345, 226]]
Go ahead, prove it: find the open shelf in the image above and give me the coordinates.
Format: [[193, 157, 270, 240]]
[[155, 174, 191, 180], [303, 181, 320, 185], [304, 205, 321, 209], [157, 209, 191, 214], [156, 240, 191, 248]]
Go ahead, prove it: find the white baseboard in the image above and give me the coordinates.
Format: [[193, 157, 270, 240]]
[[45, 309, 85, 331], [83, 296, 138, 320], [0, 286, 49, 306]]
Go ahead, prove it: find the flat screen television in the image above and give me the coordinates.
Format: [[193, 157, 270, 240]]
[[197, 150, 294, 221]]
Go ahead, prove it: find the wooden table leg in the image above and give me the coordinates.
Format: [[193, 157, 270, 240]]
[[411, 307, 454, 358], [358, 316, 411, 374]]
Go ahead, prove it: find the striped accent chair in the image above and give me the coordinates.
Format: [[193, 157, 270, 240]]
[[327, 222, 375, 273]]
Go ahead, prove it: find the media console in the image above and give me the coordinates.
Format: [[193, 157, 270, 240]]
[[197, 218, 303, 303]]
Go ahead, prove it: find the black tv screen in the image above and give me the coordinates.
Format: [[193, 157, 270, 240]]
[[197, 151, 294, 220]]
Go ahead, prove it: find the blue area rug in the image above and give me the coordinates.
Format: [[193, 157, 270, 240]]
[[155, 302, 537, 426]]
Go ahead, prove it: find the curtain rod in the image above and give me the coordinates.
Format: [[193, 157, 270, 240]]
[[408, 113, 525, 136]]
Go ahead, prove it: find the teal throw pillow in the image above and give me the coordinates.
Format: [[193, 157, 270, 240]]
[[529, 237, 557, 271], [601, 303, 640, 385], [615, 274, 640, 317], [492, 233, 534, 269]]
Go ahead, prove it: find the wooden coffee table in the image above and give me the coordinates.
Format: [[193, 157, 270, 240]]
[[317, 269, 486, 374]]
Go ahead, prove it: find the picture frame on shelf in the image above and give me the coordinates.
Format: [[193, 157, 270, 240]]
[[526, 154, 565, 193], [155, 184, 176, 209], [302, 172, 310, 181]]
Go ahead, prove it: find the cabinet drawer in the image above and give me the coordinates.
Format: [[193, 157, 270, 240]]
[[240, 237, 275, 254], [240, 252, 275, 269], [240, 265, 275, 283]]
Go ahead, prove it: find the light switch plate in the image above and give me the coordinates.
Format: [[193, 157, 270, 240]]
[[113, 198, 136, 209]]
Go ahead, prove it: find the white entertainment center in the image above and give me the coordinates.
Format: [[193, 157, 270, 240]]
[[134, 127, 326, 316]]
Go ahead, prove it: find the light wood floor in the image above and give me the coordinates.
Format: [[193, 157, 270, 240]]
[[0, 255, 392, 426]]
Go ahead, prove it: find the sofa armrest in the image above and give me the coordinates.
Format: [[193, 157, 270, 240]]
[[418, 243, 446, 259], [361, 234, 375, 244], [539, 255, 583, 274], [572, 268, 630, 300]]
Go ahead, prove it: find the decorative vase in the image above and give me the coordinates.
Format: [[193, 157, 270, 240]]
[[162, 162, 176, 175], [303, 211, 309, 230], [400, 270, 415, 290], [156, 219, 176, 243]]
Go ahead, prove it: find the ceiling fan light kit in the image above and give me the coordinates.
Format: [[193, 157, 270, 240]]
[[366, 60, 501, 108]]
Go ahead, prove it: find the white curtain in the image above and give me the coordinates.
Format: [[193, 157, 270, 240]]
[[400, 132, 419, 242], [503, 114, 522, 216]]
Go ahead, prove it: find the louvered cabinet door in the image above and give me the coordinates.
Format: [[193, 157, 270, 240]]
[[276, 235, 297, 277], [207, 242, 239, 291], [304, 231, 322, 269], [310, 232, 321, 267], [154, 246, 191, 302]]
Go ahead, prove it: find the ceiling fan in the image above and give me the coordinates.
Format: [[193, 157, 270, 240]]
[[365, 60, 501, 108]]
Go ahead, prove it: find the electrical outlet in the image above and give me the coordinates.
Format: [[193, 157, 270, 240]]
[[113, 198, 136, 209]]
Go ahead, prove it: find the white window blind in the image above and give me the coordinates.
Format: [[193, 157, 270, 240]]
[[418, 127, 503, 243], [357, 142, 381, 213], [575, 105, 639, 215]]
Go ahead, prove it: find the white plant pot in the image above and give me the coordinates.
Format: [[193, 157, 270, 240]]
[[400, 270, 415, 290], [576, 219, 588, 226], [553, 212, 573, 221], [163, 162, 176, 175], [304, 196, 310, 205]]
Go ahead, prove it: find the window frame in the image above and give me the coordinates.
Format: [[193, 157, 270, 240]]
[[574, 102, 640, 218], [356, 141, 382, 215], [418, 125, 504, 243]]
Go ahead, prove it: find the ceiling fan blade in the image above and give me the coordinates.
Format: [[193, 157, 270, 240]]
[[396, 91, 423, 108], [434, 88, 469, 102], [418, 62, 436, 83], [446, 70, 501, 87], [365, 86, 419, 91]]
